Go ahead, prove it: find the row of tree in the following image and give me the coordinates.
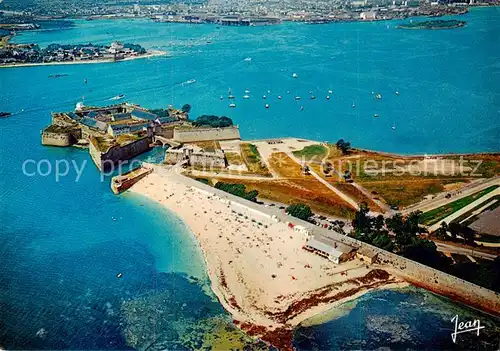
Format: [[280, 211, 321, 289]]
[[352, 203, 500, 292], [214, 182, 258, 202], [192, 115, 233, 128]]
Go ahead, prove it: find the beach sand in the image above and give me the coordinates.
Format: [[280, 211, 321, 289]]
[[130, 165, 408, 349], [0, 49, 168, 69]]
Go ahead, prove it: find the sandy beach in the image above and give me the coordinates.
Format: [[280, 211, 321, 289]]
[[0, 49, 168, 69], [130, 165, 408, 349]]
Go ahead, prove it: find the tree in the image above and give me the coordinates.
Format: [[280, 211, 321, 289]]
[[352, 202, 371, 232], [435, 222, 449, 240], [286, 203, 313, 221], [335, 139, 351, 155], [181, 104, 191, 113]]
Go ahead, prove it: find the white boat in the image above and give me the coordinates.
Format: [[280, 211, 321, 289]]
[[278, 96, 282, 99], [292, 73, 298, 78], [265, 104, 270, 109], [295, 96, 301, 101], [392, 124, 396, 130], [375, 93, 382, 100], [352, 102, 356, 108], [328, 90, 333, 94], [326, 95, 330, 100], [220, 95, 224, 100], [374, 114, 379, 118], [244, 57, 252, 62], [184, 79, 196, 85], [267, 90, 271, 94], [286, 90, 290, 94], [395, 90, 399, 96], [110, 94, 125, 101], [311, 95, 316, 100], [300, 106, 304, 111], [228, 94, 235, 99], [245, 89, 250, 94], [243, 95, 250, 99], [229, 103, 236, 108], [309, 91, 313, 94], [263, 95, 267, 99]]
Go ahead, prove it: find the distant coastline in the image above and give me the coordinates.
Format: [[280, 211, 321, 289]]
[[0, 49, 168, 68], [397, 19, 467, 30]]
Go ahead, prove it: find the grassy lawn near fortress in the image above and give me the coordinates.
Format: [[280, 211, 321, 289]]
[[420, 185, 499, 225], [196, 175, 356, 218], [360, 178, 468, 208], [240, 143, 271, 176], [268, 152, 304, 178], [292, 144, 328, 161]]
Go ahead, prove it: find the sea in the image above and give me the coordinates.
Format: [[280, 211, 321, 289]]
[[0, 7, 499, 350]]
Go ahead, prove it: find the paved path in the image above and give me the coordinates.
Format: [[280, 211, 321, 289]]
[[427, 187, 500, 232], [435, 242, 496, 261], [287, 153, 360, 211], [403, 176, 500, 215]]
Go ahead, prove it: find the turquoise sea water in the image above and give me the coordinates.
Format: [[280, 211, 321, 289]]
[[0, 7, 499, 350]]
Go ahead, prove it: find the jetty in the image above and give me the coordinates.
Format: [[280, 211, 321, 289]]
[[111, 166, 153, 194]]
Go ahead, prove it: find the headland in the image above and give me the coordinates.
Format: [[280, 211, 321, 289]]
[[397, 19, 467, 29], [0, 40, 167, 68], [41, 102, 500, 348]]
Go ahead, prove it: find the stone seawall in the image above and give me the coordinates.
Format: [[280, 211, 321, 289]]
[[89, 137, 151, 171], [173, 126, 240, 143], [42, 131, 73, 147], [177, 173, 500, 316]]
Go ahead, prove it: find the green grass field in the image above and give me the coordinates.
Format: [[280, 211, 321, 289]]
[[292, 144, 327, 161], [421, 185, 499, 225]]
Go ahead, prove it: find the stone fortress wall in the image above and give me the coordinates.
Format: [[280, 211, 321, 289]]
[[178, 173, 500, 317], [41, 131, 73, 146], [89, 137, 151, 171], [164, 147, 226, 169], [173, 126, 240, 143]]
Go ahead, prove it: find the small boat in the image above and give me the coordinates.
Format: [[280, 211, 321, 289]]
[[309, 91, 313, 94], [328, 90, 333, 94], [352, 103, 356, 108], [277, 95, 282, 99], [48, 74, 68, 79], [116, 273, 123, 279], [263, 95, 267, 99], [286, 90, 290, 94], [265, 104, 270, 109], [326, 95, 330, 100], [0, 112, 12, 118], [300, 106, 304, 111], [392, 124, 396, 130], [220, 95, 224, 100], [311, 95, 316, 100], [84, 78, 88, 84], [228, 94, 235, 99], [295, 96, 301, 101], [244, 89, 250, 94], [267, 90, 271, 94], [375, 93, 382, 100], [229, 103, 236, 108], [243, 95, 250, 99], [244, 57, 252, 62], [292, 73, 298, 78], [110, 94, 125, 101], [184, 79, 196, 84], [373, 114, 379, 118], [395, 90, 399, 96]]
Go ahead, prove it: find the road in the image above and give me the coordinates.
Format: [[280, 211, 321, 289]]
[[402, 176, 500, 215], [287, 153, 361, 210], [435, 242, 496, 261], [427, 187, 500, 232]]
